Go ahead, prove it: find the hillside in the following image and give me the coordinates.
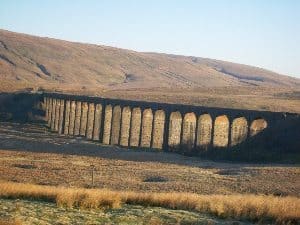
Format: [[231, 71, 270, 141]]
[[1, 29, 299, 91], [0, 29, 300, 113]]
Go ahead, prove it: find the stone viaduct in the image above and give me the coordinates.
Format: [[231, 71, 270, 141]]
[[43, 93, 290, 152]]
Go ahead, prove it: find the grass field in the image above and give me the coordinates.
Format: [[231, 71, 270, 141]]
[[0, 122, 299, 196], [0, 181, 299, 224], [0, 198, 253, 225], [0, 122, 299, 224]]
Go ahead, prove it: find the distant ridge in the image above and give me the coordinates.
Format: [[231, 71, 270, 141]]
[[0, 29, 299, 92]]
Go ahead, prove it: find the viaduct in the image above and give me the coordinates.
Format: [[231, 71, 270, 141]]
[[42, 92, 292, 153]]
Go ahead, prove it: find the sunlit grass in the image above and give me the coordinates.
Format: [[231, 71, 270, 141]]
[[0, 181, 299, 224]]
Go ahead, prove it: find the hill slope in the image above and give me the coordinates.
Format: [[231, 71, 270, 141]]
[[0, 29, 299, 92]]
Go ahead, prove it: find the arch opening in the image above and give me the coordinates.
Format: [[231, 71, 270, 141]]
[[130, 107, 142, 147], [111, 105, 122, 145], [250, 118, 267, 136], [182, 112, 197, 150], [68, 101, 76, 135], [102, 105, 113, 145], [168, 111, 182, 149], [63, 100, 71, 135], [152, 110, 165, 149], [231, 117, 248, 146], [196, 114, 212, 150], [54, 99, 61, 132], [93, 104, 103, 141], [120, 106, 131, 146], [79, 102, 89, 136], [86, 103, 95, 140], [140, 108, 153, 148], [58, 99, 65, 134], [74, 101, 82, 136], [50, 99, 57, 130], [47, 98, 53, 127], [213, 115, 229, 147]]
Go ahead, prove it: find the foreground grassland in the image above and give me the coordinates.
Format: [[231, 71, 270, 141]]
[[1, 199, 250, 225], [0, 123, 299, 197], [0, 122, 299, 224], [0, 182, 299, 224]]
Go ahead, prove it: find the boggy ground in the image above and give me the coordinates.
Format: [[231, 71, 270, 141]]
[[0, 122, 299, 197]]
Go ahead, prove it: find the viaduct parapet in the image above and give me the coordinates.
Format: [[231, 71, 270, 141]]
[[43, 92, 294, 152]]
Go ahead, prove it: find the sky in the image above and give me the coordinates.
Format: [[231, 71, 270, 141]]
[[0, 0, 299, 78]]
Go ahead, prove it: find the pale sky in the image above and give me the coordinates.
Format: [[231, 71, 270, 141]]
[[0, 0, 299, 78]]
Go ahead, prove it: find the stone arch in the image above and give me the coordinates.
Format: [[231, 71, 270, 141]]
[[79, 102, 89, 136], [140, 108, 153, 148], [182, 112, 197, 149], [86, 103, 95, 140], [231, 117, 248, 146], [130, 107, 142, 147], [250, 118, 267, 136], [120, 106, 131, 146], [168, 111, 182, 149], [196, 113, 212, 149], [110, 105, 122, 145], [213, 115, 230, 147], [74, 101, 82, 136], [102, 105, 113, 145], [152, 110, 165, 149], [93, 104, 103, 141]]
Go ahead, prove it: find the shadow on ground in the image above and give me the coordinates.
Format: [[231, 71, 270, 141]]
[[0, 122, 298, 169]]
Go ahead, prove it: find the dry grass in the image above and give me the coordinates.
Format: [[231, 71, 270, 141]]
[[0, 182, 121, 210], [0, 218, 22, 225], [0, 123, 299, 197], [0, 181, 299, 224]]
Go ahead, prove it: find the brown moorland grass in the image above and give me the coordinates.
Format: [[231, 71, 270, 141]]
[[0, 181, 299, 224], [0, 218, 22, 225], [1, 123, 299, 197]]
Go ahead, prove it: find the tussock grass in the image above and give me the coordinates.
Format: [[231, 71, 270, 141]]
[[0, 182, 121, 210], [0, 181, 299, 224], [123, 192, 300, 223], [0, 218, 22, 225]]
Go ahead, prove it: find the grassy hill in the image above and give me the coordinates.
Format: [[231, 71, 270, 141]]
[[1, 29, 300, 112], [1, 29, 299, 91]]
